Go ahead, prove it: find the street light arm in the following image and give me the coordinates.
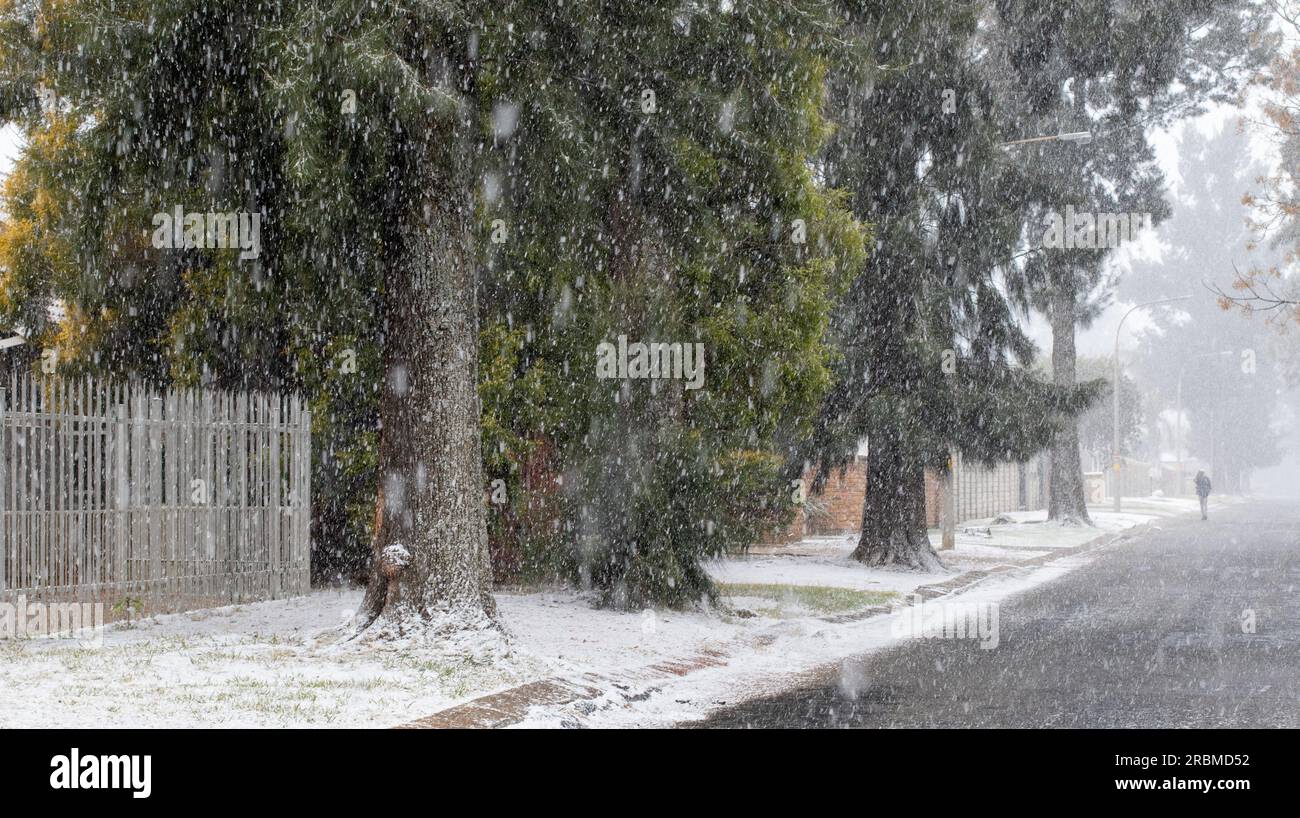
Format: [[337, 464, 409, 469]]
[[1113, 296, 1194, 364]]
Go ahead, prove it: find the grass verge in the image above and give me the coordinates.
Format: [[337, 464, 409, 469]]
[[717, 583, 896, 615]]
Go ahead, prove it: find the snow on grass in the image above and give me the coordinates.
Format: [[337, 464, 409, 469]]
[[0, 590, 541, 728], [717, 583, 897, 617], [707, 547, 950, 595], [1, 496, 1203, 728], [517, 501, 1207, 727], [494, 590, 737, 675], [545, 555, 1096, 729]]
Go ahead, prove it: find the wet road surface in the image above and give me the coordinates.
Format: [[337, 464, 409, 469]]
[[697, 499, 1300, 727]]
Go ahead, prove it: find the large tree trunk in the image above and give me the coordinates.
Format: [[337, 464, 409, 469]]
[[353, 191, 497, 637], [852, 433, 945, 571], [1048, 286, 1092, 525]]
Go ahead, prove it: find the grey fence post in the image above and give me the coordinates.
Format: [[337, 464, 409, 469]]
[[0, 379, 309, 613]]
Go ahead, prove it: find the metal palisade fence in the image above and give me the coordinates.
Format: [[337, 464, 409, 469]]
[[0, 373, 311, 616], [953, 452, 1050, 522]]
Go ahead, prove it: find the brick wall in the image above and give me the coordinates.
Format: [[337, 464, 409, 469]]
[[764, 461, 951, 544], [813, 458, 868, 533], [761, 454, 1051, 546], [768, 458, 867, 543]]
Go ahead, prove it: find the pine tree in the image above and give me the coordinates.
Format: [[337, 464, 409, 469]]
[[1, 0, 866, 613], [986, 0, 1274, 522], [807, 0, 1083, 570], [474, 1, 864, 606]]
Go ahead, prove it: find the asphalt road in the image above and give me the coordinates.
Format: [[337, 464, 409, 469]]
[[697, 498, 1300, 727]]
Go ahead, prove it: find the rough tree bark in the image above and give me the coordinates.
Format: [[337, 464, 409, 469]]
[[852, 433, 946, 571], [353, 189, 497, 636], [1048, 285, 1092, 525]]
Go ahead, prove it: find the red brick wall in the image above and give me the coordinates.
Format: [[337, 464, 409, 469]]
[[767, 458, 866, 543], [763, 459, 945, 544], [815, 458, 868, 533]]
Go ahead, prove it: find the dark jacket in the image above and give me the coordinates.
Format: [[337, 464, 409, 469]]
[[1195, 474, 1212, 497]]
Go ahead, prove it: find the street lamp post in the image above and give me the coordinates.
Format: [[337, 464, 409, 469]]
[[1112, 296, 1192, 513]]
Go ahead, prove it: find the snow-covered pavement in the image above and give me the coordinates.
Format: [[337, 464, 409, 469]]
[[1, 496, 1218, 728]]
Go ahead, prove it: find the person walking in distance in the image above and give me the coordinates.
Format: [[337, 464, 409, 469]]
[[1194, 470, 1212, 520]]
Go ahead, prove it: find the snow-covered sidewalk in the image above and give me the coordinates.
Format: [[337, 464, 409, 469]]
[[1, 497, 1217, 728]]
